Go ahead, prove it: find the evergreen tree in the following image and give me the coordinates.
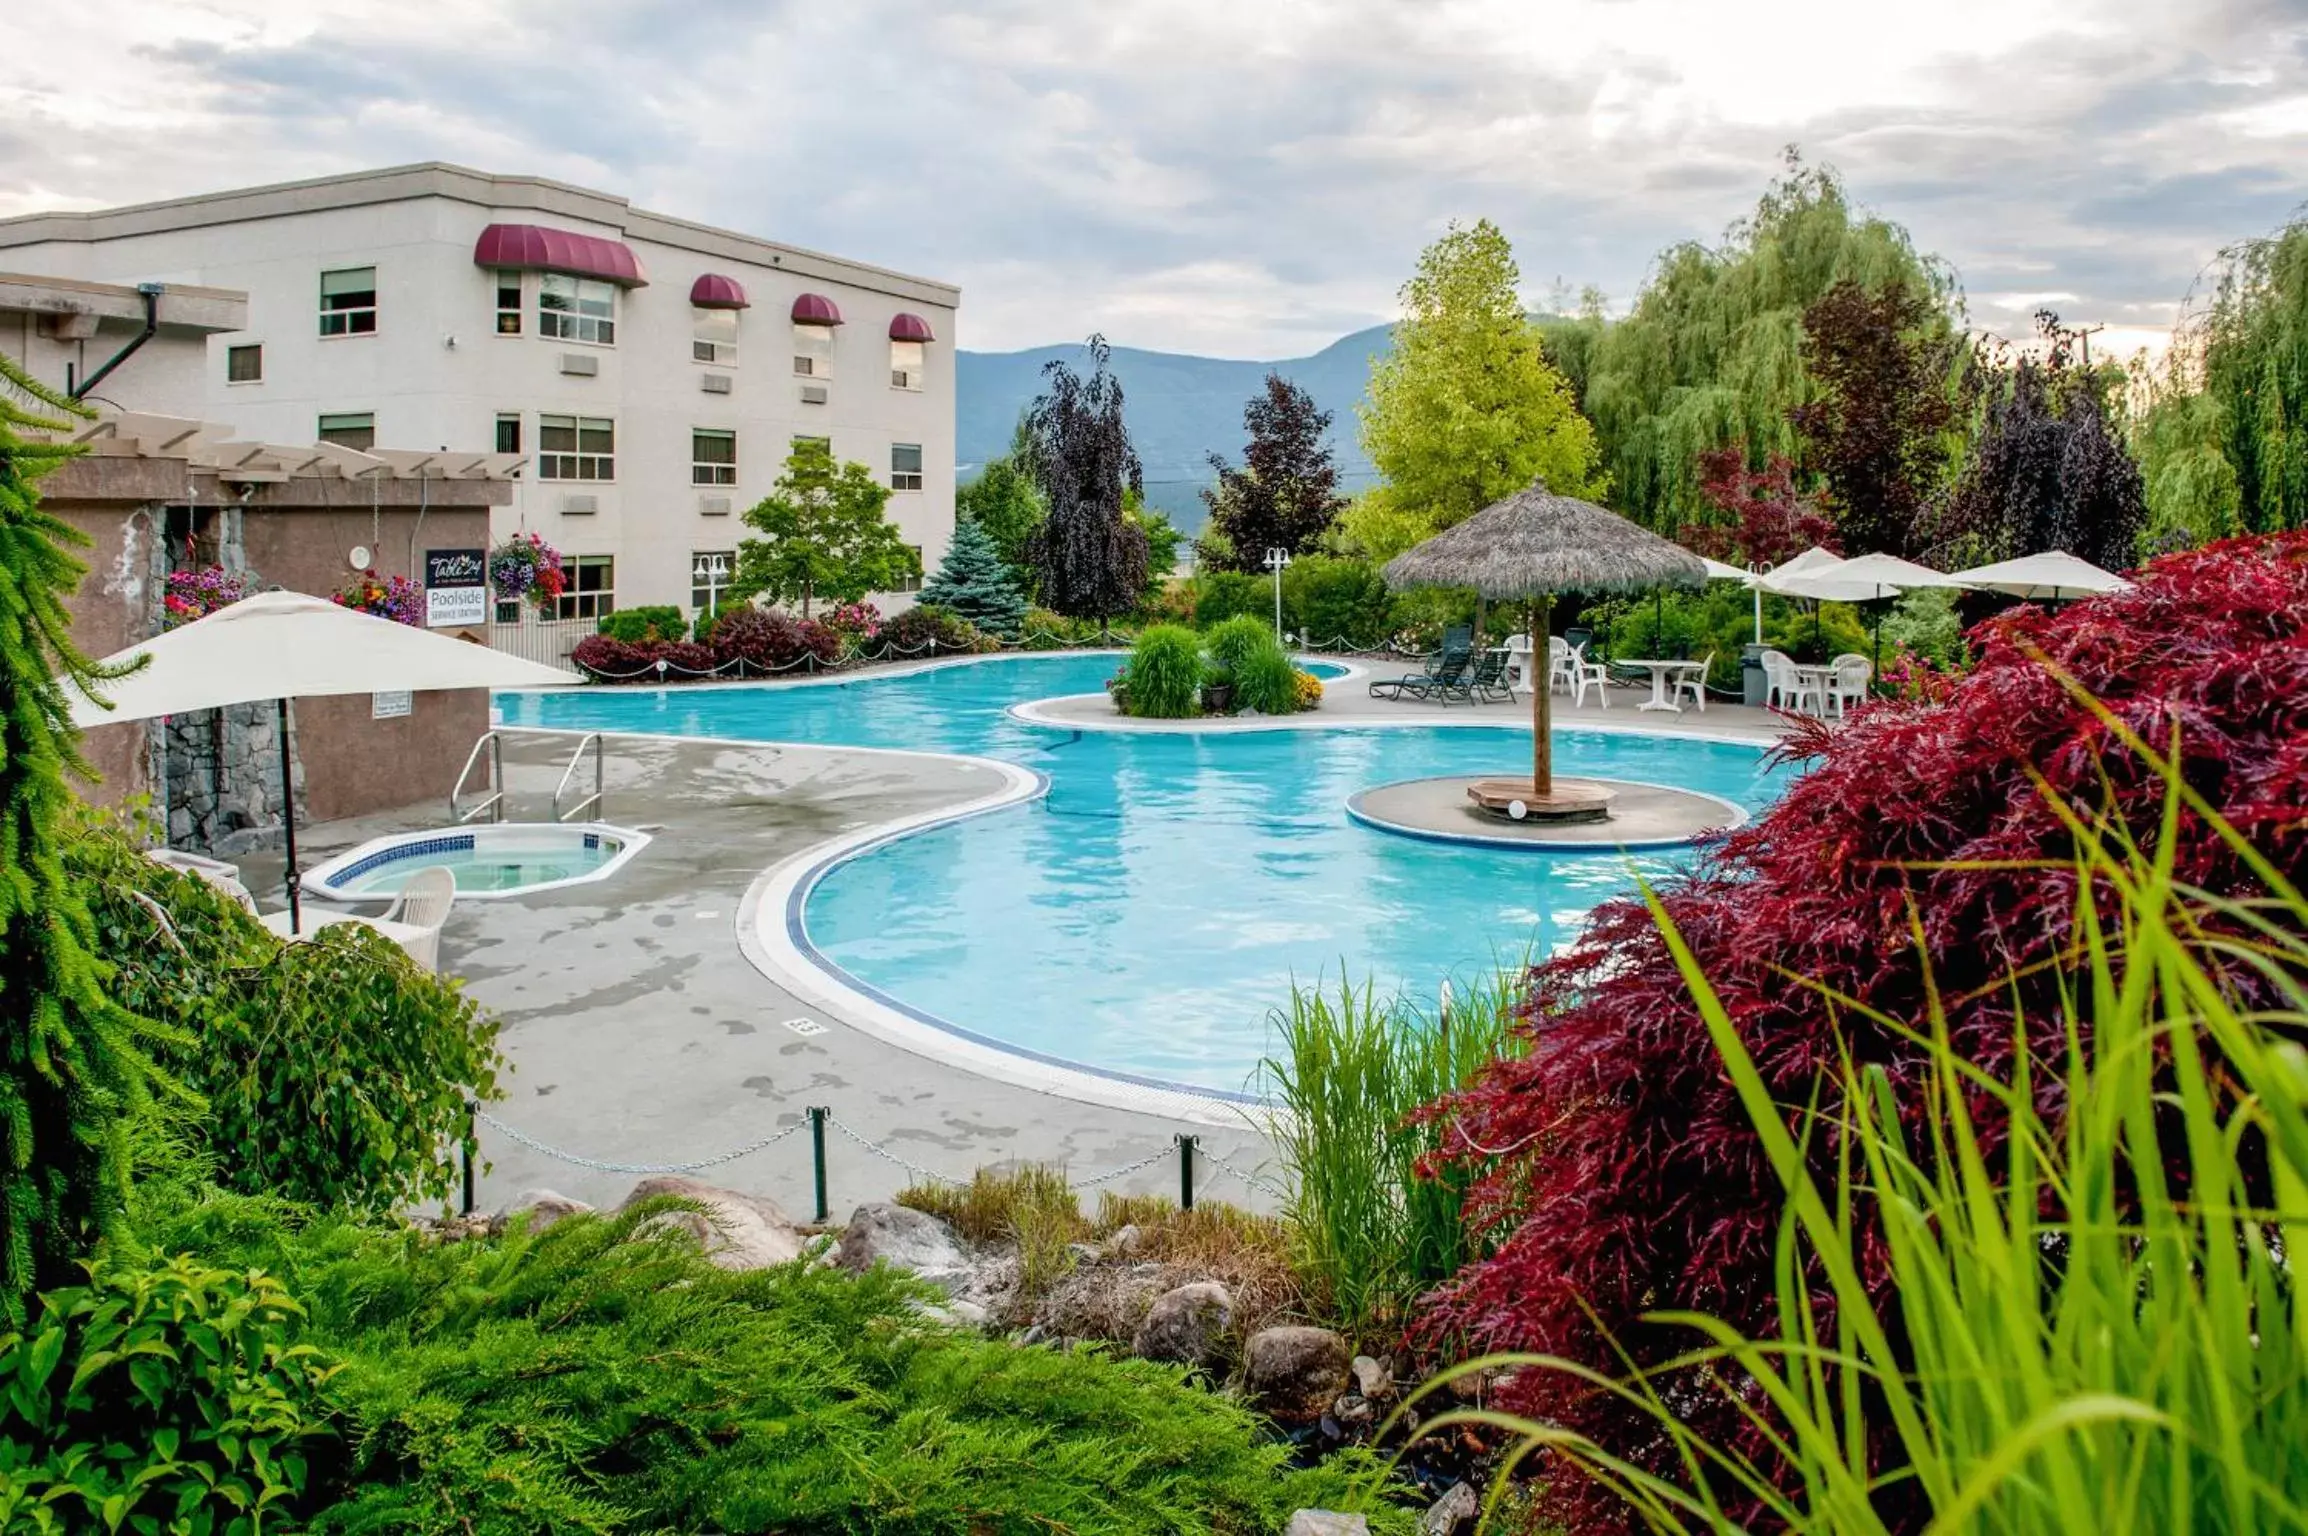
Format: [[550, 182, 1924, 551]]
[[0, 355, 170, 1316], [1023, 336, 1148, 630], [1355, 219, 1600, 562], [734, 438, 919, 618], [1198, 374, 1345, 573], [917, 516, 1027, 636], [1577, 153, 1958, 534]]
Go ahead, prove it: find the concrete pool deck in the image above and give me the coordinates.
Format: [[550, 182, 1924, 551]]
[[234, 660, 1801, 1222]]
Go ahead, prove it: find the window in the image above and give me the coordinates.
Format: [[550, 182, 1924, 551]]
[[538, 414, 614, 480], [556, 555, 615, 621], [692, 428, 736, 486], [317, 412, 376, 451], [690, 549, 736, 614], [793, 326, 833, 378], [494, 412, 521, 455], [319, 267, 376, 336], [539, 273, 616, 344], [890, 442, 923, 492], [891, 545, 924, 594], [225, 344, 262, 383], [890, 339, 924, 391], [693, 308, 739, 365], [495, 275, 523, 335]]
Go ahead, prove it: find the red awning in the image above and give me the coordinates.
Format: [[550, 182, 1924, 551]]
[[690, 273, 749, 309], [473, 224, 648, 286], [791, 292, 844, 326], [888, 312, 936, 343]]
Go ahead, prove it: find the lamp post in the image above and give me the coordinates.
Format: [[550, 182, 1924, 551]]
[[1263, 547, 1291, 642], [692, 552, 730, 629]]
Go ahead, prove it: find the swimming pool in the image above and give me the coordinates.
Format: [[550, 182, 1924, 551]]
[[498, 654, 1794, 1096]]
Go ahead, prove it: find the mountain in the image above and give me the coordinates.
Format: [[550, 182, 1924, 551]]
[[955, 325, 1393, 533]]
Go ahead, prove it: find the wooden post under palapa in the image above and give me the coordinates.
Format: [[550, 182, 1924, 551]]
[[1531, 593, 1551, 797]]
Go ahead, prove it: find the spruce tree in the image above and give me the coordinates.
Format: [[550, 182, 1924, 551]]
[[918, 516, 1028, 637], [0, 356, 169, 1317]]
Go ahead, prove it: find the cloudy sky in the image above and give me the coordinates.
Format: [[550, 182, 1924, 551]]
[[6, 0, 2305, 360]]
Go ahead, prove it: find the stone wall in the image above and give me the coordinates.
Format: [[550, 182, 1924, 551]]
[[164, 701, 305, 856]]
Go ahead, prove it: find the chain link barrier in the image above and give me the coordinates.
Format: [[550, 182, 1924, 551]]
[[465, 1101, 1286, 1212]]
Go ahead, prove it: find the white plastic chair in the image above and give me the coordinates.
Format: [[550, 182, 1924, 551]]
[[1570, 645, 1612, 708], [377, 867, 456, 974], [145, 848, 258, 913], [1761, 650, 1822, 714], [1673, 653, 1713, 713], [1547, 637, 1579, 696], [1827, 653, 1873, 717]]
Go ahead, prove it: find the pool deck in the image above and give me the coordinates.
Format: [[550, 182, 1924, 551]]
[[234, 659, 1799, 1222]]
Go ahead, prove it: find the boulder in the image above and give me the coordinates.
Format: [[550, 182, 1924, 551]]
[[1284, 1514, 1369, 1536], [1036, 1260, 1170, 1341], [1351, 1353, 1395, 1401], [1102, 1223, 1145, 1258], [1131, 1281, 1234, 1369], [618, 1175, 804, 1270], [1246, 1325, 1352, 1422], [834, 1202, 973, 1294], [491, 1188, 593, 1236], [1422, 1480, 1479, 1536]]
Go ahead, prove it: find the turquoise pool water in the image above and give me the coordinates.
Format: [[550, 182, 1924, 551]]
[[498, 655, 1794, 1095]]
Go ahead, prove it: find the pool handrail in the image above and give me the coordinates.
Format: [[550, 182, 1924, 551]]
[[452, 731, 506, 825], [554, 733, 605, 824]]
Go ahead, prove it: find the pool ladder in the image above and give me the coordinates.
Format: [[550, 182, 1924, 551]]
[[452, 732, 506, 824], [553, 733, 605, 823]]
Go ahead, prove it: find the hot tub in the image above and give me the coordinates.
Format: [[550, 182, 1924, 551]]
[[304, 822, 650, 901]]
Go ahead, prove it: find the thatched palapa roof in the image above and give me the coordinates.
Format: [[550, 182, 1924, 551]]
[[1382, 480, 1708, 599]]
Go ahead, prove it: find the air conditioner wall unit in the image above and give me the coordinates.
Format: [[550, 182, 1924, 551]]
[[561, 493, 598, 514]]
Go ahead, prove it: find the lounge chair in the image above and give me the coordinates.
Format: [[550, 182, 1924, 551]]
[[1444, 647, 1517, 705], [1369, 626, 1474, 700]]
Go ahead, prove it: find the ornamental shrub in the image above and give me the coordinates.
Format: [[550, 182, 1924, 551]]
[[883, 603, 993, 656], [706, 606, 842, 676], [594, 605, 686, 643], [1282, 554, 1392, 647], [149, 1198, 1413, 1535], [1292, 668, 1324, 710], [1120, 624, 1202, 718], [1191, 569, 1268, 628], [1204, 614, 1299, 714], [0, 1253, 340, 1534], [1018, 605, 1105, 649], [1417, 530, 2308, 1530], [67, 811, 503, 1213], [568, 634, 658, 680]]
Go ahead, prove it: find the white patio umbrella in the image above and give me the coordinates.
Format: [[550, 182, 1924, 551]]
[[1764, 551, 1968, 671], [71, 591, 577, 932], [1949, 549, 2133, 602]]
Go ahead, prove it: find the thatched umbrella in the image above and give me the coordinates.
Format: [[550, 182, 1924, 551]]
[[1384, 479, 1707, 817]]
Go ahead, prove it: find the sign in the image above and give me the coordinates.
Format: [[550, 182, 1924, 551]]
[[424, 547, 487, 628], [371, 690, 412, 720]]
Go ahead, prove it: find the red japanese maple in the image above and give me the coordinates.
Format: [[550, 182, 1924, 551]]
[[1678, 445, 1839, 569], [1417, 531, 2308, 1531]]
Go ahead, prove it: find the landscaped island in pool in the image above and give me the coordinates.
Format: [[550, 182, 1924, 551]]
[[496, 654, 1795, 1095]]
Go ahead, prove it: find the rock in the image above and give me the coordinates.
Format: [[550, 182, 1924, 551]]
[[1351, 1354, 1394, 1401], [1131, 1281, 1235, 1369], [1284, 1513, 1369, 1536], [1422, 1480, 1479, 1536], [1245, 1325, 1352, 1423], [491, 1188, 593, 1236], [1330, 1392, 1374, 1428], [1037, 1260, 1170, 1341], [1102, 1223, 1144, 1258], [619, 1175, 804, 1271], [834, 1202, 971, 1289]]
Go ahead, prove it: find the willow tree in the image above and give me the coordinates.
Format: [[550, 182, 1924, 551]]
[[0, 356, 168, 1315], [1577, 152, 1960, 534], [1023, 336, 1148, 630], [2138, 220, 2308, 538], [1353, 219, 1600, 562]]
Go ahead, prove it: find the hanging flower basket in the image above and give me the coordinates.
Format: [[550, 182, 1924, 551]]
[[162, 566, 254, 629], [332, 573, 425, 627], [490, 532, 567, 611]]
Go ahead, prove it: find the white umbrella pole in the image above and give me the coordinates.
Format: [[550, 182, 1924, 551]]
[[277, 697, 302, 935]]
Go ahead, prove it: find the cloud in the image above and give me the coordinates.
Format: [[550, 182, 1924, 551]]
[[4, 0, 2307, 357]]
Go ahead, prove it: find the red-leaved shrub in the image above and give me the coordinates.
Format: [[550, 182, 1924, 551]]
[[570, 636, 722, 682], [1419, 531, 2308, 1531], [707, 606, 842, 674]]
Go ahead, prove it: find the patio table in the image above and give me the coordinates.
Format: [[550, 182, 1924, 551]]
[[1791, 663, 1837, 716], [1617, 658, 1708, 714]]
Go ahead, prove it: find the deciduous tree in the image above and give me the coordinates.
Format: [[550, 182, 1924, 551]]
[[1793, 277, 1968, 557], [1358, 220, 1601, 562], [958, 415, 1046, 594], [1678, 445, 1837, 568], [1023, 336, 1148, 630], [0, 355, 171, 1314], [734, 439, 919, 618], [1199, 374, 1345, 573]]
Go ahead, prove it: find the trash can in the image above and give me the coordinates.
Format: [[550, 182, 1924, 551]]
[[1741, 643, 1768, 707]]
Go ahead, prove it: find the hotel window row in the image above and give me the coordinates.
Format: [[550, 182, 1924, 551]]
[[294, 253, 934, 388]]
